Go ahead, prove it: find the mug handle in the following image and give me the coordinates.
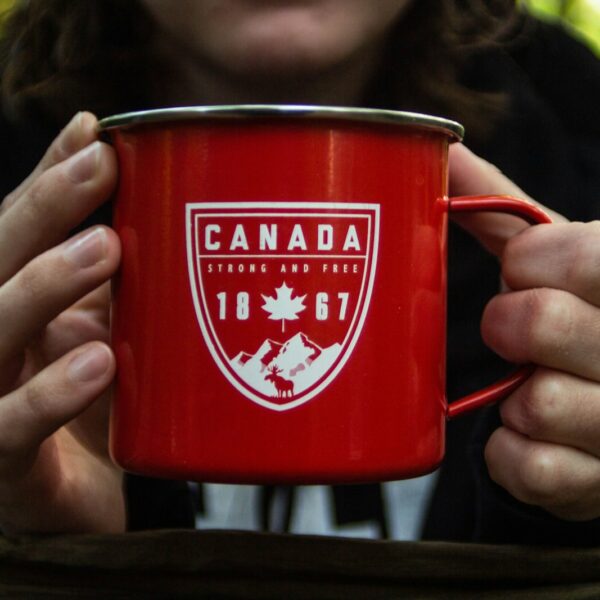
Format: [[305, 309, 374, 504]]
[[446, 194, 553, 420]]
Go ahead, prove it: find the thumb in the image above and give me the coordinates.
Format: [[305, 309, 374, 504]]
[[449, 144, 565, 257]]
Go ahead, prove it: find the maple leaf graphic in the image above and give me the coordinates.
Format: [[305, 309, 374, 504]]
[[261, 282, 307, 333]]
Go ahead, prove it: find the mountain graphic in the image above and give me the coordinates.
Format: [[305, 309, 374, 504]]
[[231, 339, 282, 374], [231, 351, 252, 367], [230, 332, 341, 401]]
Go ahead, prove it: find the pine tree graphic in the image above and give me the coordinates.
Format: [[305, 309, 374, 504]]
[[261, 282, 306, 332]]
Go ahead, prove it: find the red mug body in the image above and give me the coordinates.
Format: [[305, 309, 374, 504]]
[[102, 106, 464, 483]]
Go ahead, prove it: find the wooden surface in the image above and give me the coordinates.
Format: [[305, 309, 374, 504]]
[[1, 529, 600, 598]]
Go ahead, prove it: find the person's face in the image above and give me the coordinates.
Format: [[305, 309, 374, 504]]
[[139, 0, 412, 80]]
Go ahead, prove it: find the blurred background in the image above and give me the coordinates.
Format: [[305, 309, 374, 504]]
[[522, 0, 600, 54], [0, 0, 599, 55]]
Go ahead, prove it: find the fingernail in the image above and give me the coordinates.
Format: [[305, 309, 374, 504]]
[[63, 227, 108, 268], [68, 345, 111, 383], [66, 141, 101, 184]]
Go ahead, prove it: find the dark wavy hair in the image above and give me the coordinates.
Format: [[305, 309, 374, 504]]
[[0, 0, 521, 135]]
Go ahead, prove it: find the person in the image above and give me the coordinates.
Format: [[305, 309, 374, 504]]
[[0, 0, 599, 544]]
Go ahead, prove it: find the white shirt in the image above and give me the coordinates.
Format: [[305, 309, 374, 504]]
[[191, 471, 438, 540]]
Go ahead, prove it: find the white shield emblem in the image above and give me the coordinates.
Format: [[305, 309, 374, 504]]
[[186, 201, 380, 411]]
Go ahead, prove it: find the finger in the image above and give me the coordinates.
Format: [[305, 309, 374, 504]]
[[2, 355, 26, 397], [499, 368, 600, 458], [1, 112, 98, 214], [31, 284, 112, 369], [485, 426, 600, 521], [482, 287, 600, 382], [69, 281, 112, 327], [0, 227, 120, 381], [5, 285, 113, 394], [0, 342, 115, 478], [0, 140, 117, 283], [449, 144, 565, 257], [502, 221, 600, 307]]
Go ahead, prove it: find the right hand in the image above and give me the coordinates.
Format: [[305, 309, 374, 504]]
[[0, 112, 124, 535]]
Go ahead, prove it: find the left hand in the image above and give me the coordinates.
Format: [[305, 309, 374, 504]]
[[450, 143, 600, 521]]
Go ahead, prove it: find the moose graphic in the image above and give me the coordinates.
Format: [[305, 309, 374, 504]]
[[264, 365, 295, 399]]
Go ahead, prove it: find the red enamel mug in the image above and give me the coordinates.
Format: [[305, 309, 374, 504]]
[[99, 105, 550, 484]]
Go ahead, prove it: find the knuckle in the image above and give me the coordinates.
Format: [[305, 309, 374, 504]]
[[565, 222, 600, 300], [22, 379, 57, 427], [501, 231, 529, 279], [525, 289, 574, 360], [19, 181, 55, 234], [26, 168, 56, 207], [22, 167, 69, 224], [11, 245, 75, 307], [0, 387, 53, 457], [13, 259, 52, 305], [19, 179, 45, 224], [514, 370, 567, 438], [484, 430, 504, 479], [518, 446, 562, 506]]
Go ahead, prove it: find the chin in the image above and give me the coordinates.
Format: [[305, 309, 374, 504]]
[[222, 43, 348, 81], [142, 0, 409, 101], [203, 12, 360, 80]]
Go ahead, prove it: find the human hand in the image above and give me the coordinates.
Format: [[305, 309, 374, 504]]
[[450, 143, 600, 522], [0, 113, 123, 534]]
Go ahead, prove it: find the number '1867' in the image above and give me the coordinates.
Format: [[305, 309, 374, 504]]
[[216, 292, 350, 321]]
